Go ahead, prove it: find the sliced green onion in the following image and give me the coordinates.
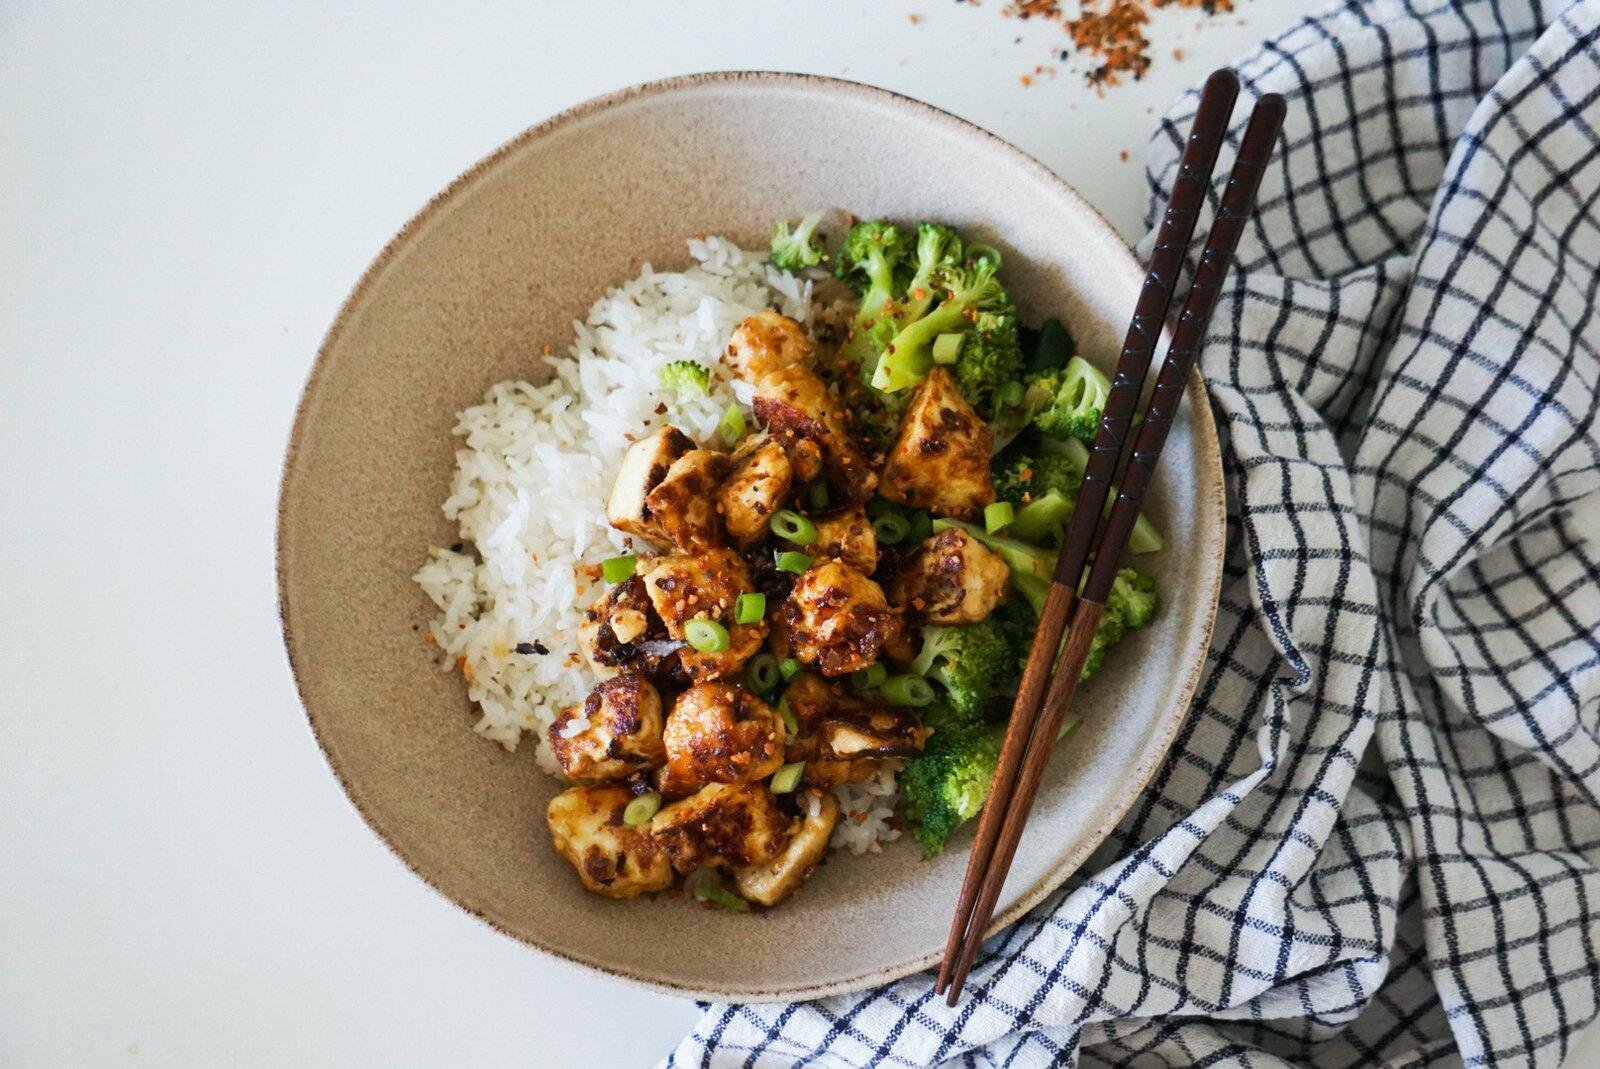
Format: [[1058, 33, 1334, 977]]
[[717, 404, 746, 448], [865, 497, 896, 520], [770, 509, 819, 545], [601, 554, 637, 584], [775, 550, 813, 575], [996, 380, 1025, 410], [734, 591, 766, 624], [932, 332, 965, 365], [906, 511, 933, 545], [623, 792, 661, 826], [881, 674, 936, 707], [851, 663, 888, 693], [808, 482, 830, 510], [778, 658, 802, 681], [872, 512, 910, 545], [985, 501, 1015, 534], [776, 697, 799, 735], [770, 761, 806, 793], [746, 653, 781, 694], [684, 618, 730, 653]]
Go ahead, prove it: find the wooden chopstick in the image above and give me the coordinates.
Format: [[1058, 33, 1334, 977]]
[[940, 90, 1288, 1005], [934, 68, 1241, 998]]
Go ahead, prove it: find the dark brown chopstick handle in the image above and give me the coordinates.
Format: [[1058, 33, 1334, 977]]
[[935, 70, 1241, 997], [1052, 68, 1240, 592], [1084, 93, 1285, 603]]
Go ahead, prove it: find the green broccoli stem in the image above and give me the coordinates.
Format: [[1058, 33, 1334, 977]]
[[871, 293, 972, 392], [1038, 437, 1164, 554]]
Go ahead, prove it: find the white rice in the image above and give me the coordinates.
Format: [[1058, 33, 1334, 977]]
[[413, 236, 899, 852]]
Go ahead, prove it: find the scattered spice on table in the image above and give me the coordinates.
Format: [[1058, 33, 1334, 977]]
[[955, 0, 1239, 87]]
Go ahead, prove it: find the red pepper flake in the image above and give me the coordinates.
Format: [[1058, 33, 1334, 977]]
[[1119, 149, 1131, 162], [908, 12, 922, 23], [989, 0, 1232, 87]]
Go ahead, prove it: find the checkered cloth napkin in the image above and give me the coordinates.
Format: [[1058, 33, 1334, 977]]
[[666, 1, 1600, 1064]]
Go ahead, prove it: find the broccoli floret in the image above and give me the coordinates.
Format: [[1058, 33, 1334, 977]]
[[769, 212, 827, 271], [1081, 568, 1159, 680], [1110, 567, 1159, 629], [901, 711, 1004, 856], [872, 257, 1012, 394], [900, 222, 965, 322], [992, 451, 1082, 508], [995, 439, 1164, 554], [1035, 356, 1110, 441], [658, 360, 711, 394], [989, 368, 1064, 453], [836, 221, 908, 370], [911, 617, 1019, 718], [950, 310, 1023, 412]]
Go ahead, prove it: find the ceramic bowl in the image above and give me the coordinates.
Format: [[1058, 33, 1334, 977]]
[[278, 72, 1224, 1001]]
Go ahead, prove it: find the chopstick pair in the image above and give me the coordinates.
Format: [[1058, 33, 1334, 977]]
[[936, 70, 1286, 1005]]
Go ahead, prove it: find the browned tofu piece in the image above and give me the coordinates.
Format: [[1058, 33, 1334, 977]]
[[547, 784, 674, 899], [579, 576, 676, 681], [878, 367, 995, 519], [724, 310, 814, 382], [650, 781, 795, 872], [644, 448, 729, 550], [716, 436, 793, 545], [887, 527, 1011, 625], [753, 365, 877, 500], [548, 674, 667, 782], [659, 682, 785, 796], [638, 548, 751, 638], [779, 671, 845, 735], [810, 505, 878, 574], [815, 704, 929, 759], [733, 789, 839, 906], [780, 561, 903, 677], [607, 427, 694, 544], [801, 758, 883, 789], [635, 548, 766, 682]]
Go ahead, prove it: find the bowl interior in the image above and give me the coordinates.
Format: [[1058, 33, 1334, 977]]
[[279, 73, 1224, 1001]]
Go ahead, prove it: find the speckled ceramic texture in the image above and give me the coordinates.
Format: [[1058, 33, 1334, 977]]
[[278, 72, 1225, 1002]]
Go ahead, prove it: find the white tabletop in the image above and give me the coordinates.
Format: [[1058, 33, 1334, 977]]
[[5, 3, 1598, 1066]]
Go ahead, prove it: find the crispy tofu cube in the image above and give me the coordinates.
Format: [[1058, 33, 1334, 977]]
[[724, 310, 814, 382], [780, 561, 903, 677], [644, 448, 729, 550], [888, 527, 1011, 624], [548, 674, 667, 782], [638, 549, 766, 682], [607, 427, 695, 545], [811, 505, 878, 575], [659, 682, 785, 796], [734, 790, 839, 906], [753, 365, 877, 500], [815, 704, 929, 759], [878, 367, 995, 519], [546, 784, 674, 899], [650, 782, 795, 872], [802, 759, 883, 789], [579, 576, 675, 681], [716, 436, 793, 545]]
